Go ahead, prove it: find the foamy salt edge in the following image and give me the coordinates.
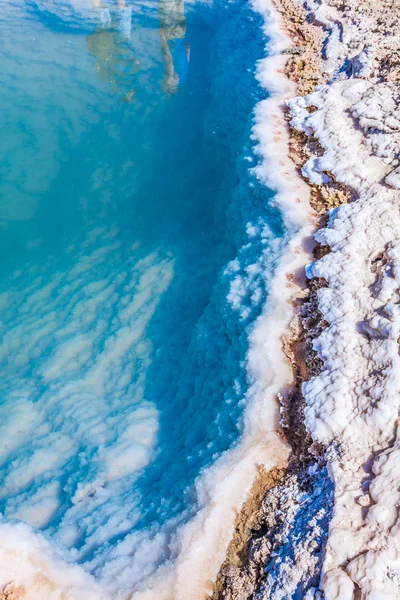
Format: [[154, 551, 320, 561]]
[[0, 4, 313, 599]]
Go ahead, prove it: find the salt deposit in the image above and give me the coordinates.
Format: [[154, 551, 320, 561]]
[[213, 0, 400, 598], [288, 0, 400, 598]]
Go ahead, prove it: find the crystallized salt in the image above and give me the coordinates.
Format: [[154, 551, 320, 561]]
[[286, 0, 400, 597]]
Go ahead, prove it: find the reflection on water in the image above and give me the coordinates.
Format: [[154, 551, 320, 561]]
[[158, 0, 190, 94], [87, 1, 140, 101], [87, 0, 190, 98]]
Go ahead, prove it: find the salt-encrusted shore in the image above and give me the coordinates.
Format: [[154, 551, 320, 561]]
[[1, 1, 399, 599], [0, 2, 315, 600], [214, 1, 400, 599], [0, 2, 314, 599]]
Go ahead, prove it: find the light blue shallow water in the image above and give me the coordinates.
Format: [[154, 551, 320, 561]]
[[0, 0, 287, 593]]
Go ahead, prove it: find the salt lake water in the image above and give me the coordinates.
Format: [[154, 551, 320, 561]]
[[0, 0, 287, 596]]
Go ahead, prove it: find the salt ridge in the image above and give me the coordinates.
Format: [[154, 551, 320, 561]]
[[286, 0, 400, 597]]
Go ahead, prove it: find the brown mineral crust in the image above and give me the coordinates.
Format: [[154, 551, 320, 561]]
[[0, 584, 27, 600], [211, 470, 293, 600], [286, 123, 355, 215], [273, 0, 327, 96], [212, 460, 330, 600], [276, 0, 357, 217], [280, 277, 328, 459], [210, 466, 285, 600]]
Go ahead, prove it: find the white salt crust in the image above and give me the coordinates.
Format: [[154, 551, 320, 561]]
[[287, 0, 400, 598], [0, 3, 314, 600]]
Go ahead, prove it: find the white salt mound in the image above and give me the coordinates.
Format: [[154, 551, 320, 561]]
[[287, 0, 400, 598]]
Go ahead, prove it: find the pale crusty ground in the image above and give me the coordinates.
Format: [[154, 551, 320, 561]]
[[213, 0, 400, 599]]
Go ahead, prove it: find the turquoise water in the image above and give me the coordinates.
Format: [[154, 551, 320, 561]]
[[0, 0, 286, 594]]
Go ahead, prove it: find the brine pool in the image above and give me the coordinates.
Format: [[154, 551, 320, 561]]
[[0, 0, 288, 597]]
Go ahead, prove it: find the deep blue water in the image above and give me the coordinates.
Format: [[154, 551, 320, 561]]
[[0, 0, 286, 593]]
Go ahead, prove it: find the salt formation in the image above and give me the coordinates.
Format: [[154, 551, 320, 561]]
[[288, 0, 400, 598], [0, 519, 104, 600], [214, 0, 400, 598]]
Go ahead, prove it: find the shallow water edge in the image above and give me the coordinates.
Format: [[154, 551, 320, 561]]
[[0, 0, 317, 598]]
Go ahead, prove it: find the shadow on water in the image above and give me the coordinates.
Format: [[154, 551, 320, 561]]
[[133, 0, 286, 529]]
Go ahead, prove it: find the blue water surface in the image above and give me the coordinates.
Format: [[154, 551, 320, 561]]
[[0, 0, 286, 590]]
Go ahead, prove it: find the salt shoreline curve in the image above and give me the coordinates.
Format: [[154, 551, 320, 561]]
[[0, 2, 315, 598], [10, 0, 400, 596], [118, 1, 316, 596]]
